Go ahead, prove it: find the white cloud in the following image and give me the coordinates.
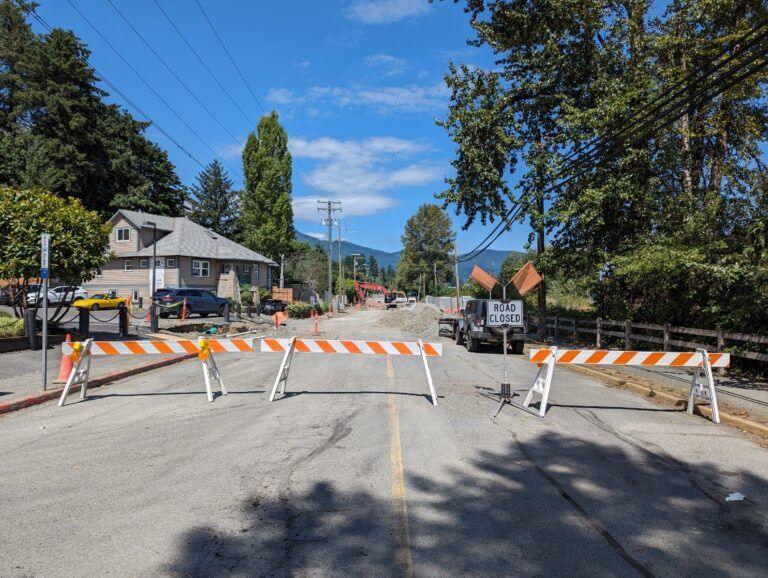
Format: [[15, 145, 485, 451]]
[[303, 231, 327, 240], [266, 82, 448, 114], [364, 53, 408, 76], [290, 136, 443, 219], [216, 141, 245, 159], [346, 0, 430, 24], [296, 60, 311, 68]]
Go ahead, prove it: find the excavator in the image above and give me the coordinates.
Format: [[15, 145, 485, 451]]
[[353, 281, 406, 308]]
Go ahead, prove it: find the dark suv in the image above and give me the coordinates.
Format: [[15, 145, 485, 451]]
[[154, 288, 229, 318], [260, 299, 287, 316], [456, 299, 526, 354]]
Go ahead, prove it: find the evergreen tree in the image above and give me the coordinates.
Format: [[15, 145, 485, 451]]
[[240, 111, 295, 259], [395, 204, 455, 293], [367, 254, 379, 281], [187, 160, 238, 235]]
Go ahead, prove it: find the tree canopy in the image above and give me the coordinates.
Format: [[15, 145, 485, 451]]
[[396, 204, 455, 293], [0, 0, 185, 216], [240, 111, 295, 260], [440, 0, 768, 331], [187, 160, 239, 237]]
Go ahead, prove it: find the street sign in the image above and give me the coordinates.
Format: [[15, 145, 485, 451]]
[[486, 300, 524, 327], [40, 233, 50, 278]]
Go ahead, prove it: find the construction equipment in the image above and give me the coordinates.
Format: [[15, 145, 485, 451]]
[[354, 281, 390, 304]]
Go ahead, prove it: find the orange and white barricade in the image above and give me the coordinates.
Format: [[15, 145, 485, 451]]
[[521, 347, 729, 421], [58, 338, 253, 405], [261, 337, 442, 406]]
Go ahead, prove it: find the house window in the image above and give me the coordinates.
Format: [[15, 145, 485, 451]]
[[124, 259, 133, 272], [192, 260, 210, 278], [116, 227, 131, 242], [166, 258, 176, 268], [254, 265, 259, 280], [131, 289, 140, 302], [95, 267, 103, 278], [243, 266, 251, 273], [140, 259, 148, 269], [154, 259, 163, 268]]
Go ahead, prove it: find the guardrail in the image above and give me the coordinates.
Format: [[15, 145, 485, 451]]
[[525, 316, 768, 365]]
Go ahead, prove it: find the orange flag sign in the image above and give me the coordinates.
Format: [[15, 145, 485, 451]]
[[510, 261, 542, 296], [470, 265, 498, 292]]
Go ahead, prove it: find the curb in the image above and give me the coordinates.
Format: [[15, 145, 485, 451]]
[[0, 353, 196, 416], [565, 364, 768, 438]]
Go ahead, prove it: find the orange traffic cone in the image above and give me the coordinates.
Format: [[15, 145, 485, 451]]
[[54, 333, 74, 384]]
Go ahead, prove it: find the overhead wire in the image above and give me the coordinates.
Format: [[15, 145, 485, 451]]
[[104, 0, 244, 146], [458, 19, 768, 261], [192, 0, 340, 200], [27, 6, 207, 170], [63, 0, 244, 180]]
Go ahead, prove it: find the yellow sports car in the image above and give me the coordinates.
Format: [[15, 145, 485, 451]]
[[73, 294, 128, 311]]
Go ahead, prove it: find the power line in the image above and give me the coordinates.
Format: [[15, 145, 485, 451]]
[[28, 6, 207, 170], [193, 0, 332, 198], [150, 0, 256, 128], [104, 0, 243, 146], [63, 0, 243, 180]]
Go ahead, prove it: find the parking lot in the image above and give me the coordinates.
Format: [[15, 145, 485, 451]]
[[1, 309, 767, 576]]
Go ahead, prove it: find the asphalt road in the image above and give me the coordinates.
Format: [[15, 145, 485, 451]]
[[1, 310, 767, 576]]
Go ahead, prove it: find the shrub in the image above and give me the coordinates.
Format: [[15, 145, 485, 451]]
[[287, 302, 312, 318], [0, 315, 25, 338]]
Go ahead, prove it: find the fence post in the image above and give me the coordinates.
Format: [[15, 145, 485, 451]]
[[716, 327, 725, 376], [596, 317, 602, 348], [571, 317, 577, 343], [25, 308, 39, 350], [663, 323, 671, 351], [624, 320, 632, 350], [79, 308, 90, 338], [553, 316, 559, 342], [118, 307, 128, 338]]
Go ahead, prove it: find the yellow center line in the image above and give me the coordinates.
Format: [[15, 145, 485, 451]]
[[387, 356, 414, 578]]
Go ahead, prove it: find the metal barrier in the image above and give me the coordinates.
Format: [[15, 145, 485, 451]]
[[261, 338, 442, 406], [514, 347, 729, 421]]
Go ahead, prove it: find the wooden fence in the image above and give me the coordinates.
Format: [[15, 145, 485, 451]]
[[525, 316, 768, 364]]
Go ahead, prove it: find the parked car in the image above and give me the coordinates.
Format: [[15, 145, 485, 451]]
[[0, 284, 40, 306], [260, 299, 287, 316], [27, 285, 87, 306], [154, 288, 229, 318], [74, 293, 128, 311], [454, 299, 526, 354]]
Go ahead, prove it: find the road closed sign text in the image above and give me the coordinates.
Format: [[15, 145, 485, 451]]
[[486, 300, 524, 327]]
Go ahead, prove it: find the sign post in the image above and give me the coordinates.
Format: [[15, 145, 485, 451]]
[[487, 297, 524, 417], [40, 233, 50, 390]]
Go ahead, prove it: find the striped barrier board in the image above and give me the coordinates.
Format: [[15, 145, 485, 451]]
[[261, 338, 442, 357], [515, 347, 724, 422], [529, 349, 730, 368], [63, 339, 253, 356]]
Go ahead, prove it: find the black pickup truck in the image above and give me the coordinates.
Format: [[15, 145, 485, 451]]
[[440, 299, 526, 354]]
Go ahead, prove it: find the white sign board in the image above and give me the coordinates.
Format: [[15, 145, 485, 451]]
[[150, 268, 165, 290], [486, 300, 524, 327]]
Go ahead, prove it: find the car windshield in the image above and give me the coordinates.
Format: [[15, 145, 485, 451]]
[[92, 294, 106, 299]]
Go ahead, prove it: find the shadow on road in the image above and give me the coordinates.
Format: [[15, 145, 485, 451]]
[[164, 431, 768, 576]]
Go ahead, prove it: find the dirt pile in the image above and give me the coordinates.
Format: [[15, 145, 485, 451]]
[[377, 304, 441, 337]]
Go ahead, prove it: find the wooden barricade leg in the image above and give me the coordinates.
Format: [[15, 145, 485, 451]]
[[418, 339, 438, 407], [58, 339, 94, 407], [269, 337, 296, 401], [523, 346, 557, 417], [688, 348, 720, 424]]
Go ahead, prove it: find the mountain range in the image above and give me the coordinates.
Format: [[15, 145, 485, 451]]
[[296, 231, 523, 281]]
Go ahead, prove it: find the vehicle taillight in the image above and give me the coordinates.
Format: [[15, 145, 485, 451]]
[[161, 296, 173, 301]]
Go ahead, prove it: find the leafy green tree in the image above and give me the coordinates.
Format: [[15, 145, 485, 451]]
[[0, 187, 110, 319], [240, 111, 295, 259], [187, 160, 238, 235], [395, 204, 455, 293], [285, 241, 328, 294], [0, 1, 186, 215]]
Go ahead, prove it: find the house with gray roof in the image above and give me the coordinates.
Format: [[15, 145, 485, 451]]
[[84, 209, 277, 302]]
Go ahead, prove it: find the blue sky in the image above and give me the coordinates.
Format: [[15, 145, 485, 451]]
[[33, 0, 532, 253]]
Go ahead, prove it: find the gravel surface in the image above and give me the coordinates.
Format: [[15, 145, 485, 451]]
[[376, 304, 441, 338]]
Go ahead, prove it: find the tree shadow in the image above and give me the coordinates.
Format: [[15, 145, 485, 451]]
[[164, 430, 768, 576]]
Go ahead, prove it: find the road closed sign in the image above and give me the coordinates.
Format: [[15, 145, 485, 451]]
[[486, 300, 524, 327]]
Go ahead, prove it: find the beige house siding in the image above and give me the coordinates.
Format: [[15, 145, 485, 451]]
[[110, 217, 139, 255], [85, 257, 180, 301]]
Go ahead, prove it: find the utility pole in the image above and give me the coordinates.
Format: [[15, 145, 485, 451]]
[[337, 218, 343, 292], [535, 135, 547, 340], [279, 254, 285, 289], [317, 200, 342, 310], [454, 241, 461, 311]]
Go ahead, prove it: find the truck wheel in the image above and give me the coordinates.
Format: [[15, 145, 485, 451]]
[[455, 326, 465, 346], [466, 333, 479, 353], [512, 340, 525, 355]]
